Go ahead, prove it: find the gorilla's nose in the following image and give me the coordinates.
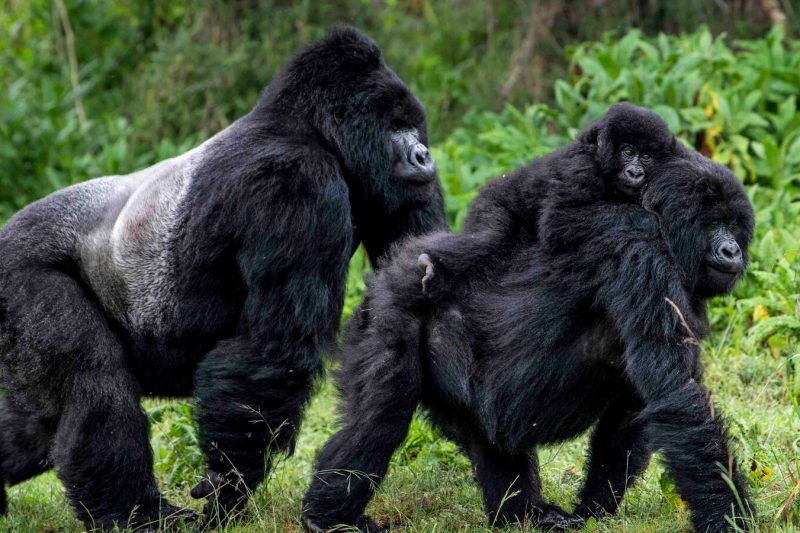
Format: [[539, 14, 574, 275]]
[[625, 167, 645, 183], [407, 144, 435, 175], [715, 240, 743, 272]]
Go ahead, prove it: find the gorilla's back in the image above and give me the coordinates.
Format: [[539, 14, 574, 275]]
[[79, 146, 209, 335], [0, 136, 212, 337]]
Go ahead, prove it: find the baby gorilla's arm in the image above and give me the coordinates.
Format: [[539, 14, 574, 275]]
[[415, 172, 532, 300], [414, 229, 510, 299]]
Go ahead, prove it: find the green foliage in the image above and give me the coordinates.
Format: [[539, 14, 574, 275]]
[[148, 402, 205, 486], [0, 0, 547, 220], [2, 3, 800, 530]]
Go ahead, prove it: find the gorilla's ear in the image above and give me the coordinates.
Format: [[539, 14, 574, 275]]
[[578, 117, 614, 166], [577, 121, 600, 146], [595, 125, 617, 168], [578, 111, 615, 146], [596, 125, 613, 153], [577, 121, 604, 158]]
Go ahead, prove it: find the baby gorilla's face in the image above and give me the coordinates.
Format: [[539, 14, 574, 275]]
[[614, 143, 653, 196]]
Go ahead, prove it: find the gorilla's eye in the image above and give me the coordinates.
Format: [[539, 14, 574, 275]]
[[622, 145, 635, 158], [641, 153, 651, 162]]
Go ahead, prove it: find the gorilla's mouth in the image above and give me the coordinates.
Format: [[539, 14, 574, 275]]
[[402, 174, 436, 185], [705, 263, 742, 286], [696, 263, 742, 296], [707, 262, 741, 276], [612, 173, 644, 199], [394, 161, 437, 185]]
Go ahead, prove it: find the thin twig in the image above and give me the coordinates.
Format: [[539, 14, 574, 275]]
[[665, 297, 700, 346]]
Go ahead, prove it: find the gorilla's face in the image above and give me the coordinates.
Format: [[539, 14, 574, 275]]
[[612, 143, 655, 196], [278, 26, 440, 214], [644, 157, 754, 298], [698, 227, 746, 295], [390, 129, 436, 185], [338, 66, 440, 213], [376, 81, 437, 189]]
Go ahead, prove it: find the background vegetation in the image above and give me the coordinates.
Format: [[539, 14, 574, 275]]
[[1, 1, 799, 531]]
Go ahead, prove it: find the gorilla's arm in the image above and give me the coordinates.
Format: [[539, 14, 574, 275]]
[[302, 289, 424, 532], [573, 208, 752, 531], [417, 149, 607, 298], [416, 170, 536, 299], [192, 169, 354, 524]]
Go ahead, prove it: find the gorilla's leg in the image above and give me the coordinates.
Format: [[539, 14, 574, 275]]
[[302, 311, 423, 532], [469, 443, 583, 530], [625, 341, 753, 532], [574, 392, 650, 519], [52, 370, 187, 530], [0, 400, 54, 512], [3, 268, 187, 530], [426, 306, 474, 407], [192, 337, 318, 524]]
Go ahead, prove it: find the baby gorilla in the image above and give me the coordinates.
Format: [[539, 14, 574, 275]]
[[302, 155, 754, 532], [418, 102, 686, 299]]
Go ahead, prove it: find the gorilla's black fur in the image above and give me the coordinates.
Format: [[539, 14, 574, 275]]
[[0, 27, 445, 530], [418, 103, 685, 299], [302, 154, 755, 533]]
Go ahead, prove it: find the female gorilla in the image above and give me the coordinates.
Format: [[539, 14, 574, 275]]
[[0, 27, 444, 530], [302, 155, 754, 533]]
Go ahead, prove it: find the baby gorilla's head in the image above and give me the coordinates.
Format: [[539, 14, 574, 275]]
[[580, 102, 683, 198]]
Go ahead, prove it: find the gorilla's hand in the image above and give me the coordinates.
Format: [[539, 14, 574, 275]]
[[418, 253, 435, 295], [417, 252, 450, 300], [190, 470, 248, 529]]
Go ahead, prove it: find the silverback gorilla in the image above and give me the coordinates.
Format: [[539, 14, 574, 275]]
[[302, 154, 755, 532], [0, 27, 445, 530]]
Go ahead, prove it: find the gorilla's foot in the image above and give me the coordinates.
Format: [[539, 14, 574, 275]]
[[304, 514, 388, 532], [530, 503, 585, 530], [417, 251, 457, 301], [131, 501, 198, 532], [191, 470, 250, 530]]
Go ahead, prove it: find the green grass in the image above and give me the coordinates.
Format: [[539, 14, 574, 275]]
[[1, 323, 797, 532]]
